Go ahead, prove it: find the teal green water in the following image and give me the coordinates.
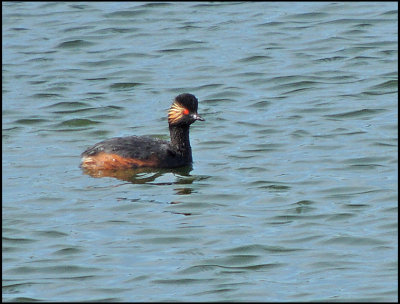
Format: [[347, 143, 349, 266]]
[[3, 2, 398, 301]]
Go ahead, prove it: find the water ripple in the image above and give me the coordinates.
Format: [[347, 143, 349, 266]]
[[2, 1, 397, 302]]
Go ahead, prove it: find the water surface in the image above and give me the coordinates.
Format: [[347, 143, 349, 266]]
[[2, 2, 398, 302]]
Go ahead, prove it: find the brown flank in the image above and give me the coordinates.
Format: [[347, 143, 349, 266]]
[[81, 152, 159, 170]]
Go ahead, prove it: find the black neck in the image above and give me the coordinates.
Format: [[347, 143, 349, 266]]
[[169, 124, 192, 162]]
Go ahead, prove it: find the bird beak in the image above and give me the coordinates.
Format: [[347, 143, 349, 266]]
[[192, 113, 205, 121]]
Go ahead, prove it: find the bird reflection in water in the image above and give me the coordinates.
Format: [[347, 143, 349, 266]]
[[82, 165, 194, 185], [81, 165, 208, 216]]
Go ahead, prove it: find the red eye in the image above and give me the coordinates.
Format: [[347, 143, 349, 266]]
[[183, 108, 189, 115]]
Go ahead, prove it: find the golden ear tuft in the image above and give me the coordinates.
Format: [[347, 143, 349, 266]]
[[168, 102, 186, 124]]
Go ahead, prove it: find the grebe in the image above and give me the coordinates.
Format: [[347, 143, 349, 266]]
[[80, 93, 204, 171]]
